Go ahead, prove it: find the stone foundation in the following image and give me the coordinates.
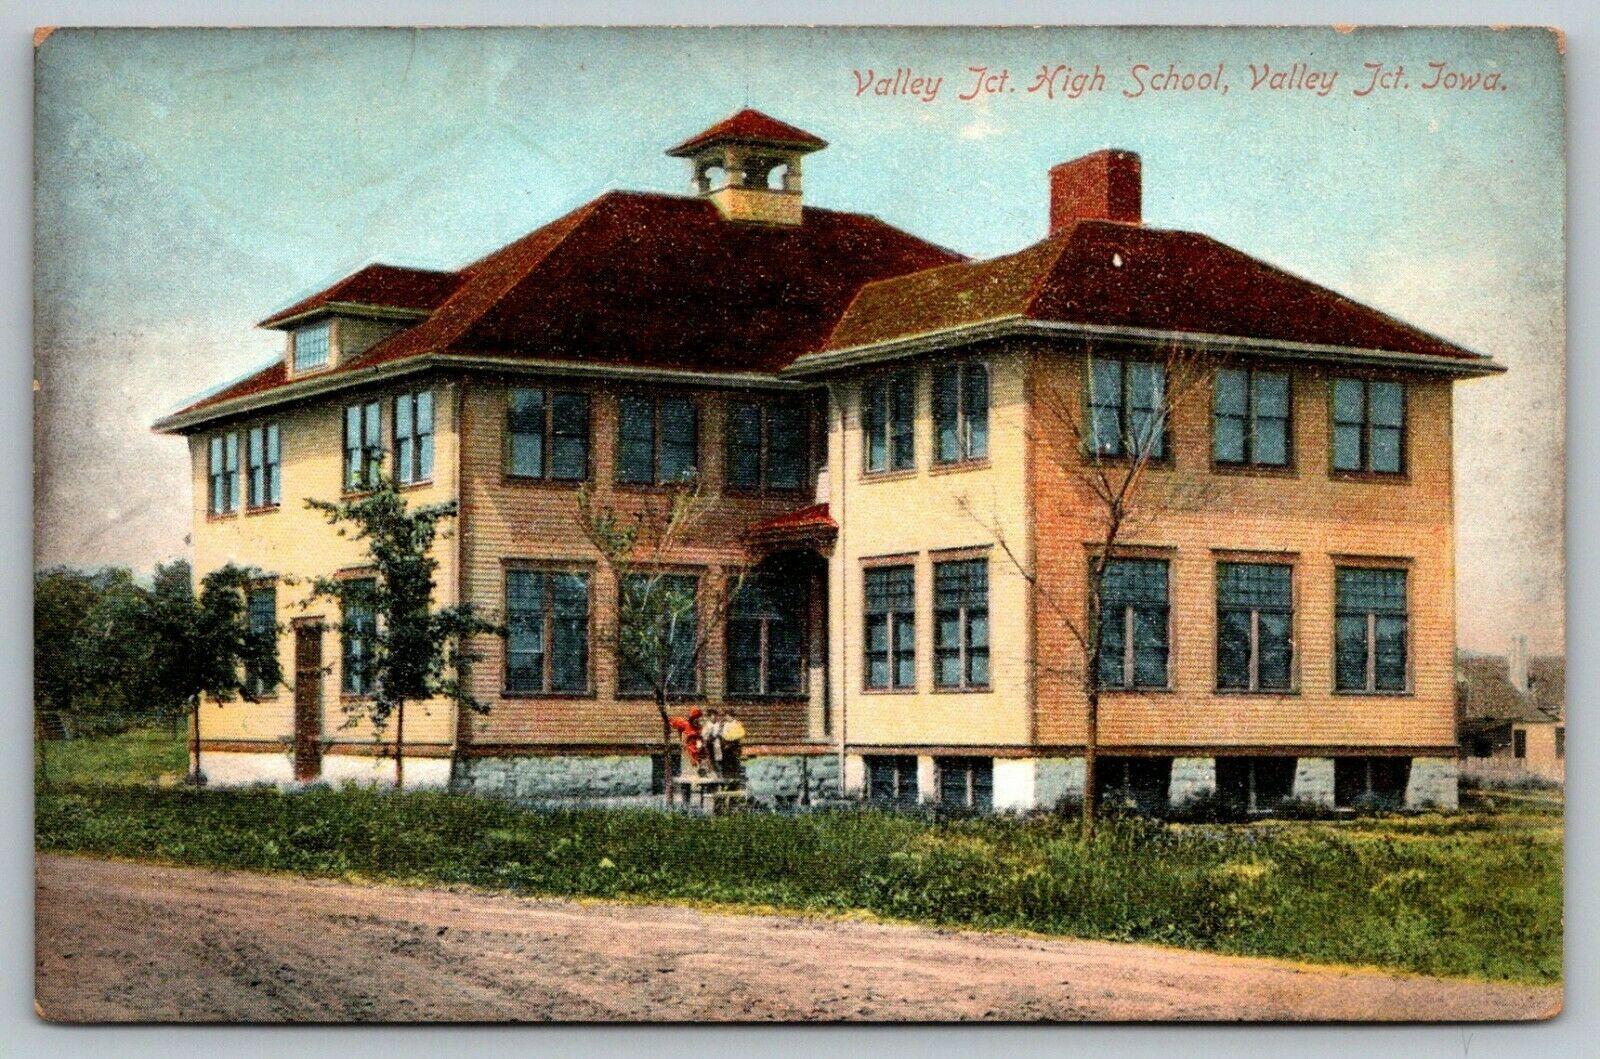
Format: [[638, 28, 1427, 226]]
[[454, 755, 655, 802], [1168, 757, 1217, 806], [1034, 757, 1086, 810], [322, 754, 450, 790], [1292, 757, 1336, 807], [743, 754, 842, 803], [196, 750, 293, 787], [1404, 756, 1459, 810]]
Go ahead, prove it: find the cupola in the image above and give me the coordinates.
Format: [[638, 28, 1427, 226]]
[[666, 108, 827, 226]]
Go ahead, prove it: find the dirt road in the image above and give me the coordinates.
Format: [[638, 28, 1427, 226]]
[[35, 853, 1559, 1023]]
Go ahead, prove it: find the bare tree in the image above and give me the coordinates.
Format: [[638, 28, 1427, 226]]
[[576, 482, 749, 806], [960, 341, 1214, 834]]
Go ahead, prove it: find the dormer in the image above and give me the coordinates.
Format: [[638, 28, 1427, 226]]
[[666, 108, 827, 226], [260, 263, 462, 378]]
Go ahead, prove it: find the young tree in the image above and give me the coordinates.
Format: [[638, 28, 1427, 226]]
[[961, 343, 1213, 834], [576, 483, 748, 805], [304, 474, 501, 790]]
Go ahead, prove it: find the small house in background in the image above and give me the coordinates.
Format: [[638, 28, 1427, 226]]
[[1458, 636, 1565, 784]]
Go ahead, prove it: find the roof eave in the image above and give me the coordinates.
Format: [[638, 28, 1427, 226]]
[[785, 317, 1507, 379], [259, 301, 434, 330]]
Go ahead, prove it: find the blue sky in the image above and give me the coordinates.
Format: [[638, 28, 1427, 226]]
[[33, 26, 1566, 652]]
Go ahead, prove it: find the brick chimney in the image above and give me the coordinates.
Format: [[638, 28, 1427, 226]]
[[1049, 149, 1141, 236]]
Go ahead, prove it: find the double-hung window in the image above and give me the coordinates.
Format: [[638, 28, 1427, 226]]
[[244, 586, 277, 697], [864, 372, 916, 473], [865, 565, 916, 690], [340, 579, 377, 696], [505, 569, 590, 694], [1089, 357, 1167, 459], [1097, 559, 1170, 690], [208, 434, 239, 515], [1216, 563, 1293, 691], [934, 558, 989, 690], [293, 322, 331, 372], [508, 388, 590, 481], [867, 755, 919, 806], [937, 756, 994, 811], [1332, 379, 1405, 474], [1213, 369, 1290, 467], [933, 363, 989, 464], [618, 395, 698, 485], [727, 401, 807, 491], [245, 424, 281, 509], [393, 391, 434, 485], [618, 573, 700, 695], [726, 575, 807, 697], [343, 401, 382, 492], [1335, 567, 1408, 692]]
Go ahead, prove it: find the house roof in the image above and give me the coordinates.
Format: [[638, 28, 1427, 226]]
[[750, 503, 836, 536], [166, 191, 962, 421], [1457, 654, 1566, 727], [818, 220, 1485, 362], [258, 263, 464, 328], [666, 108, 828, 157]]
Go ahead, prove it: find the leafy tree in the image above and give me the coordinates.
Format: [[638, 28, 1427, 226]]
[[304, 474, 501, 790], [576, 482, 748, 804]]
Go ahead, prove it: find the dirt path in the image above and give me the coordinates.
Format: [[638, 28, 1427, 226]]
[[35, 853, 1559, 1023]]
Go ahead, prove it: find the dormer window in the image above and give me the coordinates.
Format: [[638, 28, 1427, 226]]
[[293, 322, 332, 372]]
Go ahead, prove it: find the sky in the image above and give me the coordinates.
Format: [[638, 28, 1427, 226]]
[[32, 26, 1566, 654]]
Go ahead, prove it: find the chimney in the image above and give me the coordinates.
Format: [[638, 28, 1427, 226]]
[[1049, 149, 1141, 237], [1508, 634, 1529, 694]]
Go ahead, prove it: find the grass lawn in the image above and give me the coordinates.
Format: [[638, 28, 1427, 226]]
[[35, 775, 1562, 986], [35, 726, 189, 787]]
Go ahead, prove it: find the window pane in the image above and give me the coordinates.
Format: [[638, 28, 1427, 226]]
[[294, 322, 330, 371], [1257, 611, 1293, 690], [767, 404, 806, 489], [728, 402, 762, 487], [1090, 357, 1122, 409], [1214, 370, 1248, 416], [890, 374, 915, 471], [660, 397, 698, 483], [935, 643, 961, 688], [550, 574, 588, 692], [1370, 425, 1402, 473], [1218, 563, 1291, 609], [865, 383, 888, 472], [1333, 379, 1365, 424], [266, 424, 281, 504], [416, 392, 434, 481], [865, 614, 889, 689], [509, 389, 545, 477], [963, 363, 989, 459], [1098, 606, 1126, 688], [1132, 606, 1168, 687], [1217, 609, 1252, 689], [1334, 614, 1369, 691], [1374, 615, 1407, 691], [1333, 423, 1363, 471], [1369, 382, 1403, 427], [1091, 405, 1124, 456], [617, 395, 655, 484], [967, 644, 990, 688], [1337, 568, 1406, 614], [396, 393, 412, 438], [551, 393, 589, 480], [1103, 559, 1168, 606], [866, 566, 915, 613], [934, 366, 960, 463], [507, 570, 546, 694], [1252, 372, 1289, 417], [1214, 415, 1246, 463], [894, 614, 916, 688], [1128, 361, 1162, 412], [1255, 416, 1289, 466]]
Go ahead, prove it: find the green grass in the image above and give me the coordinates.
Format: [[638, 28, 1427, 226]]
[[34, 781, 1562, 985], [35, 726, 188, 787]]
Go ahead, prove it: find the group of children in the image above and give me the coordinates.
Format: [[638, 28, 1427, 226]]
[[669, 707, 747, 780]]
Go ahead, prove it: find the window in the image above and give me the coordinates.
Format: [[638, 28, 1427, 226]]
[[1216, 563, 1293, 691], [207, 434, 239, 515], [1094, 757, 1173, 814], [727, 401, 807, 491], [934, 363, 989, 464], [867, 755, 919, 806], [343, 401, 382, 492], [1335, 567, 1408, 692], [727, 575, 807, 697], [505, 569, 590, 694], [1098, 559, 1169, 690], [934, 558, 989, 690], [1513, 730, 1527, 759], [1332, 379, 1404, 474], [1215, 757, 1296, 812], [508, 388, 590, 481], [244, 586, 277, 696], [393, 391, 434, 485], [293, 322, 331, 372], [245, 424, 281, 509], [864, 565, 916, 690], [340, 579, 376, 696], [618, 573, 700, 695], [936, 756, 993, 811], [617, 395, 698, 485], [1088, 357, 1166, 459], [864, 372, 916, 473], [1213, 369, 1290, 467], [1556, 726, 1565, 759], [1333, 757, 1410, 808]]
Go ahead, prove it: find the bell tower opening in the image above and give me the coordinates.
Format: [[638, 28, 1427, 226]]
[[666, 108, 827, 226]]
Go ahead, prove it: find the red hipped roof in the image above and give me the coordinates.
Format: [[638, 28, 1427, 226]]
[[666, 108, 827, 157], [258, 263, 463, 328]]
